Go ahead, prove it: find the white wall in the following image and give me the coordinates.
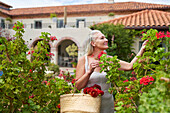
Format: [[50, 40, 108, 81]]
[[5, 13, 138, 67]]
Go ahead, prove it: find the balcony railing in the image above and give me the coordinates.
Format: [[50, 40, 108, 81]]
[[1, 21, 101, 29]]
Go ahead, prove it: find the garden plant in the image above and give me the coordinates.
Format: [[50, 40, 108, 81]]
[[0, 21, 73, 113], [99, 29, 170, 113]]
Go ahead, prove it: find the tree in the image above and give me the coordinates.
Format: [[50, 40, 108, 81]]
[[90, 23, 136, 62]]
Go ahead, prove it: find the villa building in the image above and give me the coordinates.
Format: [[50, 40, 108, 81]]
[[0, 0, 170, 68]]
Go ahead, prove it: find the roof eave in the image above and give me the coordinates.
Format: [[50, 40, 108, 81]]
[[125, 26, 170, 30]]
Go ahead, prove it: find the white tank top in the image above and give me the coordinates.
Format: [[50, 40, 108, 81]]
[[84, 55, 114, 113]]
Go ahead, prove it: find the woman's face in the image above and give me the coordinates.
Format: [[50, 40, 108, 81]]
[[92, 32, 108, 50]]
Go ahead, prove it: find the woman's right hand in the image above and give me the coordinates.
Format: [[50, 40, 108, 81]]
[[88, 60, 99, 73]]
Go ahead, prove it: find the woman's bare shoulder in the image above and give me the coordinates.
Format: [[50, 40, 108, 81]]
[[77, 56, 85, 64]]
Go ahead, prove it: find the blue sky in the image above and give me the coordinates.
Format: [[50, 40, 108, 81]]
[[1, 0, 170, 8]]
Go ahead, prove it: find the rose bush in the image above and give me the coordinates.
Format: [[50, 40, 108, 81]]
[[99, 29, 170, 113], [0, 21, 73, 112]]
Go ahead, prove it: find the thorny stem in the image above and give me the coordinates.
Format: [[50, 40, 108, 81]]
[[5, 94, 14, 113], [144, 69, 147, 76], [143, 64, 157, 73], [131, 98, 138, 113], [113, 82, 119, 93], [5, 94, 13, 100], [10, 98, 14, 113], [2, 39, 12, 63]]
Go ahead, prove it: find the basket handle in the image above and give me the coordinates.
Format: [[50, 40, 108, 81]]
[[72, 79, 77, 96], [72, 79, 84, 96]]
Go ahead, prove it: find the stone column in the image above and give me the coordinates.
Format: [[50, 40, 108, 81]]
[[51, 47, 58, 65]]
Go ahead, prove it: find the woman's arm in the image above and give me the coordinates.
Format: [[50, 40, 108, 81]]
[[118, 40, 147, 71], [75, 56, 99, 90]]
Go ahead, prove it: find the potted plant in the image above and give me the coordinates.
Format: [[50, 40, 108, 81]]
[[108, 12, 115, 17], [5, 17, 12, 23], [65, 43, 78, 67], [50, 13, 57, 22], [71, 61, 77, 68]]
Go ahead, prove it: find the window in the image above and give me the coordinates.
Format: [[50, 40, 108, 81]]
[[1, 19, 5, 29], [34, 21, 42, 29], [76, 19, 85, 28], [57, 19, 64, 28], [139, 41, 143, 51]]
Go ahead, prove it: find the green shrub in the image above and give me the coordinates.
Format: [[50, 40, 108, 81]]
[[99, 29, 170, 113], [108, 12, 115, 16], [0, 21, 72, 112], [48, 63, 60, 75]]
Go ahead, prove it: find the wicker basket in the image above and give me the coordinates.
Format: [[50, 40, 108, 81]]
[[60, 93, 101, 113]]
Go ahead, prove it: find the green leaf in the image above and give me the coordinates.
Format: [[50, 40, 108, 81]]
[[23, 110, 31, 113], [0, 79, 4, 84]]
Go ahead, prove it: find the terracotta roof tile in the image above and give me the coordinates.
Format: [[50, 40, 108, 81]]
[[7, 2, 170, 16], [0, 1, 12, 8], [0, 8, 10, 15], [98, 9, 170, 29]]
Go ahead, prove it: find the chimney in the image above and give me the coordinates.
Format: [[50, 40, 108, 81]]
[[108, 0, 114, 3]]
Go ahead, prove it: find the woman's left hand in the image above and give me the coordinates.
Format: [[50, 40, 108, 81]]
[[141, 40, 148, 51]]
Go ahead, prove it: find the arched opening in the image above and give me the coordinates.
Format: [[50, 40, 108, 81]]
[[58, 40, 78, 67], [32, 40, 51, 62]]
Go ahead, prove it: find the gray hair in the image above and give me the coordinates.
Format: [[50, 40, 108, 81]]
[[85, 30, 101, 56]]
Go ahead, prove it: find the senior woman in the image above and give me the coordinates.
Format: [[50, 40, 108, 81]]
[[75, 30, 147, 113]]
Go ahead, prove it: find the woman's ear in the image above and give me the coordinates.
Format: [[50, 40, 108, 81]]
[[91, 41, 95, 47]]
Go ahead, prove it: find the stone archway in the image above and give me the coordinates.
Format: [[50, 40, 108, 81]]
[[29, 37, 53, 49], [29, 38, 51, 62], [58, 40, 78, 67], [54, 37, 80, 67]]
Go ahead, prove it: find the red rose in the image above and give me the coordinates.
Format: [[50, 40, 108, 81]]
[[57, 104, 60, 109], [92, 84, 101, 90], [149, 77, 154, 81], [46, 82, 50, 86], [97, 89, 104, 96], [44, 81, 47, 84], [83, 84, 104, 97], [58, 73, 63, 77], [29, 94, 34, 98], [130, 77, 137, 81], [28, 79, 32, 82], [87, 87, 93, 94], [129, 97, 133, 99], [90, 89, 99, 97], [166, 31, 170, 37], [156, 31, 166, 39], [31, 50, 34, 54], [131, 71, 135, 75], [28, 51, 30, 54], [123, 79, 128, 83], [29, 69, 33, 73], [83, 87, 89, 94], [50, 36, 57, 41], [71, 79, 76, 84], [46, 52, 54, 56], [140, 76, 154, 85], [124, 87, 130, 93], [97, 51, 107, 60], [49, 52, 54, 56]]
